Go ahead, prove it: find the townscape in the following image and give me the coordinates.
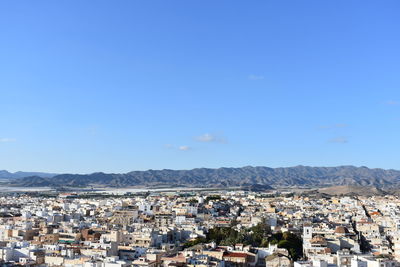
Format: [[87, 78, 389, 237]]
[[2, 1, 399, 267], [0, 189, 400, 267]]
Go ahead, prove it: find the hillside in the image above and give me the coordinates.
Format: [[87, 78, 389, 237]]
[[317, 185, 386, 196], [5, 165, 400, 189], [0, 170, 57, 179]]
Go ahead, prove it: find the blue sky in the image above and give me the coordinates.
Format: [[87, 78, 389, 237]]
[[1, 1, 400, 173]]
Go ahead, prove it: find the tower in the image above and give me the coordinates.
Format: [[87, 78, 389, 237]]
[[303, 224, 313, 240]]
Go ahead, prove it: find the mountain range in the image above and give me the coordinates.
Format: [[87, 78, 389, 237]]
[[3, 165, 400, 189], [0, 170, 57, 179]]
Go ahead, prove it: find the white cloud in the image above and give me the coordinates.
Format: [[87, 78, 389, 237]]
[[385, 100, 399, 106], [164, 144, 174, 149], [86, 125, 98, 136], [196, 133, 226, 143], [328, 137, 348, 144], [196, 133, 215, 142], [248, 74, 264, 80], [319, 124, 348, 130], [179, 146, 191, 151], [165, 144, 191, 151], [0, 138, 16, 143]]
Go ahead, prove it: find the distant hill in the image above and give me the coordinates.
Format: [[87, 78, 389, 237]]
[[0, 170, 57, 179], [5, 165, 400, 189], [317, 185, 386, 196]]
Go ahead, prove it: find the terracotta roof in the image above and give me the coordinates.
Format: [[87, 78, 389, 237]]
[[310, 235, 327, 245], [224, 252, 248, 258], [335, 226, 350, 234]]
